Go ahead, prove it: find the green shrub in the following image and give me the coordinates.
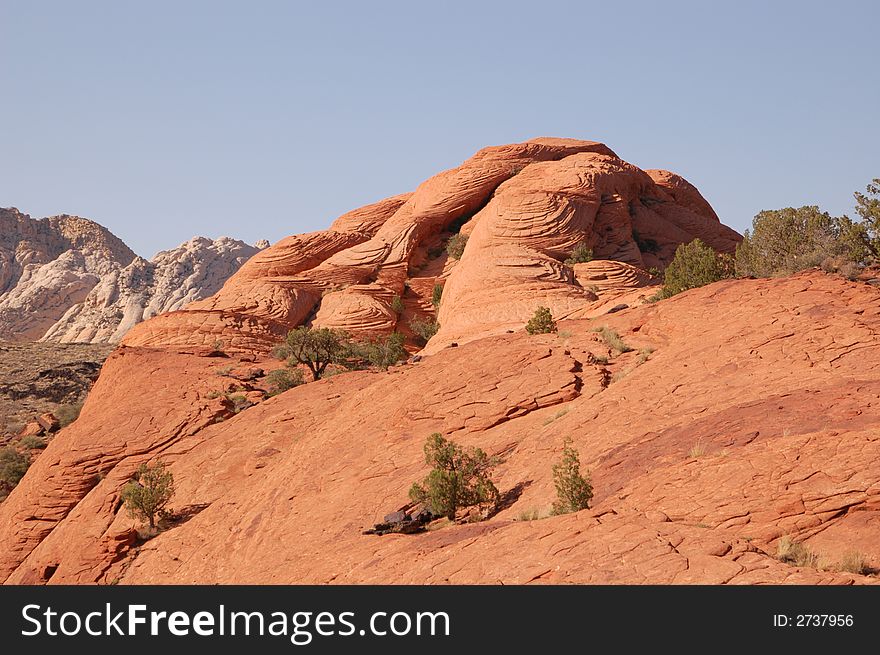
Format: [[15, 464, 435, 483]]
[[55, 402, 83, 427], [409, 317, 440, 344], [735, 206, 870, 277], [409, 433, 500, 520], [0, 447, 30, 492], [551, 439, 593, 515], [390, 295, 405, 314], [657, 238, 732, 299], [564, 242, 594, 265], [353, 332, 407, 370], [525, 306, 556, 335], [594, 326, 632, 353], [120, 461, 175, 531], [446, 234, 468, 260], [431, 284, 443, 308], [853, 178, 880, 258], [274, 326, 351, 381], [266, 367, 304, 396], [19, 435, 46, 450]]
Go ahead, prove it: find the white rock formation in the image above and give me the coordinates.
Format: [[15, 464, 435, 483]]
[[0, 207, 267, 343]]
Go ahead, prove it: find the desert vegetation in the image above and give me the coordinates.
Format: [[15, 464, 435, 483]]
[[774, 535, 875, 576], [854, 178, 880, 255], [225, 392, 251, 414], [0, 447, 30, 502], [837, 550, 872, 575], [650, 179, 880, 301], [593, 326, 632, 353], [654, 239, 733, 300], [551, 439, 593, 515], [271, 326, 410, 384], [564, 242, 594, 265], [390, 295, 405, 315], [525, 306, 556, 334], [266, 367, 304, 396], [120, 461, 175, 532], [409, 433, 500, 521], [409, 316, 440, 344], [274, 326, 350, 381], [517, 508, 543, 521], [55, 402, 84, 427], [347, 332, 407, 370], [736, 206, 870, 278], [19, 435, 46, 450], [776, 535, 819, 568], [446, 233, 468, 260]]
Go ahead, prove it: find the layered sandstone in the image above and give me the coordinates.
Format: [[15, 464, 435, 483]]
[[1, 272, 879, 584], [123, 138, 739, 352], [3, 138, 876, 586]]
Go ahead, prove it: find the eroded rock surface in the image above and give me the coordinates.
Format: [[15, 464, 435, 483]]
[[3, 139, 876, 585], [2, 271, 878, 584], [0, 208, 265, 343], [123, 138, 738, 353]]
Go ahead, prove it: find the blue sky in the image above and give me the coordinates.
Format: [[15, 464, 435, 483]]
[[2, 1, 878, 257]]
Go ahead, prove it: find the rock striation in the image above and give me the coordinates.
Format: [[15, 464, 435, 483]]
[[123, 138, 740, 352], [5, 138, 877, 586], [2, 272, 879, 584], [0, 208, 266, 343]]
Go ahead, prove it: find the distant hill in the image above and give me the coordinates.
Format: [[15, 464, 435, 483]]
[[0, 207, 267, 343]]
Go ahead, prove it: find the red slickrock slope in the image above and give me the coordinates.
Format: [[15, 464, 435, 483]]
[[2, 272, 879, 584], [1, 138, 877, 585]]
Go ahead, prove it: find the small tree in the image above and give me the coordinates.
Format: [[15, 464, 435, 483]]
[[275, 326, 350, 381], [551, 439, 593, 515], [525, 306, 556, 334], [446, 234, 468, 260], [564, 242, 594, 265], [735, 207, 869, 278], [431, 283, 443, 308], [409, 433, 500, 520], [657, 238, 731, 299], [853, 178, 880, 258], [120, 461, 175, 531]]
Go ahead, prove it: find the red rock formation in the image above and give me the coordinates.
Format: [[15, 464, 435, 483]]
[[2, 268, 879, 584], [4, 139, 877, 586], [123, 138, 738, 352]]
